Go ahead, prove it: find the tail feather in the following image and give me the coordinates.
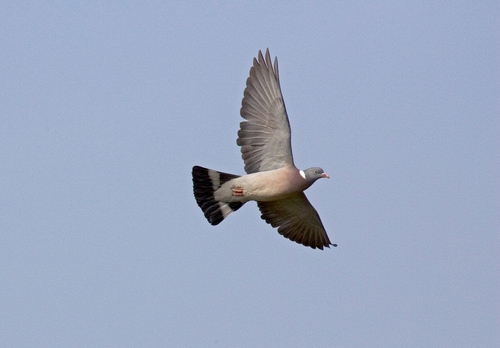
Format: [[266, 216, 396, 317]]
[[192, 166, 244, 225]]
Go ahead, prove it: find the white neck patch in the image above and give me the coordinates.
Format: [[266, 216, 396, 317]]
[[299, 170, 306, 179]]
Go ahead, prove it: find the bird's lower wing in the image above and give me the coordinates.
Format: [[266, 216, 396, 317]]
[[257, 193, 334, 250]]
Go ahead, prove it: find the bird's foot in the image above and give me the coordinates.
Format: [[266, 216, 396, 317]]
[[232, 188, 244, 196]]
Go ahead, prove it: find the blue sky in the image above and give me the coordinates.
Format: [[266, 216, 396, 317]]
[[1, 2, 499, 347]]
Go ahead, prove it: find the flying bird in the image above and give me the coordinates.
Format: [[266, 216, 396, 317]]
[[192, 49, 336, 249]]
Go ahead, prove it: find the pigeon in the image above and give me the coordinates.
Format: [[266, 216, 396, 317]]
[[192, 49, 336, 249]]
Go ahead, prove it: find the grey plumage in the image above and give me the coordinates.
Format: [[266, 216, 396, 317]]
[[192, 49, 335, 249], [237, 51, 293, 173]]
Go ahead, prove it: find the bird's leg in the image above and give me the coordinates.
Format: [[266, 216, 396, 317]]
[[232, 188, 244, 196]]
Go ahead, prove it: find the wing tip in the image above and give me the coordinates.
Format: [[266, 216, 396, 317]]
[[306, 240, 337, 250], [318, 242, 338, 250], [254, 48, 278, 80]]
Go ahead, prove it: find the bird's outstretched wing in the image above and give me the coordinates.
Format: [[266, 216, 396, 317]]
[[257, 193, 334, 250], [237, 49, 294, 174]]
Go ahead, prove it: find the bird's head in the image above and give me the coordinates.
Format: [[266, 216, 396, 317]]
[[300, 167, 330, 184]]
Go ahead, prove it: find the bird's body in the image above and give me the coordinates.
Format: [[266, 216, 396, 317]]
[[192, 49, 336, 249], [214, 167, 309, 203]]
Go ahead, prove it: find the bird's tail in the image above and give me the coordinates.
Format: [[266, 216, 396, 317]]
[[192, 166, 245, 225]]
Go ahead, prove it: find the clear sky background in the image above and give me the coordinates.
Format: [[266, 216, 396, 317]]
[[1, 2, 499, 347]]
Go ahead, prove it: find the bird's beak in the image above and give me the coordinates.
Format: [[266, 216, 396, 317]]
[[323, 173, 330, 179]]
